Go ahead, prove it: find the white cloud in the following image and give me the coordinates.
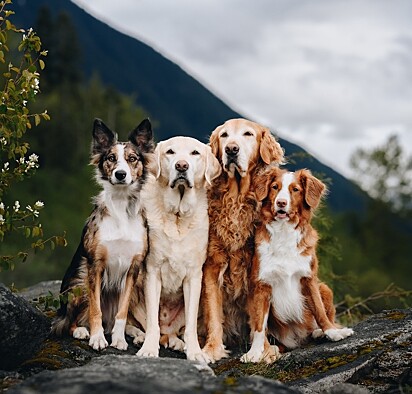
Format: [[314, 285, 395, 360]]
[[73, 0, 412, 178]]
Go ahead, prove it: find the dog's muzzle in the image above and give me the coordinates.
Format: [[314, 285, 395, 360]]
[[171, 160, 192, 188], [171, 175, 191, 188], [224, 143, 240, 171]]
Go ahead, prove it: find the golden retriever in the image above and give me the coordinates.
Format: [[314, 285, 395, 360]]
[[127, 136, 221, 362], [202, 118, 284, 362]]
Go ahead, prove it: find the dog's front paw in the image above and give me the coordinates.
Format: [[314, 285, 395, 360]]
[[168, 335, 185, 352], [240, 349, 264, 363], [136, 342, 159, 358], [325, 327, 354, 342], [262, 345, 280, 364], [73, 327, 90, 340], [111, 335, 128, 351], [89, 329, 108, 351], [202, 342, 230, 363], [186, 349, 211, 364], [312, 328, 325, 339], [126, 325, 145, 345]]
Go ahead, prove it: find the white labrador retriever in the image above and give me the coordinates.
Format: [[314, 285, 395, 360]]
[[129, 136, 221, 362]]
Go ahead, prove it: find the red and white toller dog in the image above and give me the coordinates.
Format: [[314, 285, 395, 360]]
[[241, 167, 353, 364]]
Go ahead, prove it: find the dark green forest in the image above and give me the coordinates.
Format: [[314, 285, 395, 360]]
[[1, 4, 411, 319]]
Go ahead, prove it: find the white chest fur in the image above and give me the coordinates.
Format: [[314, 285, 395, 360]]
[[98, 197, 147, 290], [258, 221, 312, 323], [142, 176, 209, 295]]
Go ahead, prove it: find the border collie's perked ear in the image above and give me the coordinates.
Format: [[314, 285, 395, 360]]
[[128, 118, 155, 153], [92, 118, 117, 155]]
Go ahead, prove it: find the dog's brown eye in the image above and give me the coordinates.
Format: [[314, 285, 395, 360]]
[[191, 150, 200, 155], [166, 149, 175, 154], [243, 131, 253, 136], [272, 184, 278, 190], [107, 154, 116, 162], [220, 132, 228, 138], [293, 187, 299, 192]]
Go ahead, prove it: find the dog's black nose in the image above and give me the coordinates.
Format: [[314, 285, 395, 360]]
[[175, 160, 189, 172], [277, 199, 287, 208], [225, 143, 239, 156], [115, 170, 127, 180]]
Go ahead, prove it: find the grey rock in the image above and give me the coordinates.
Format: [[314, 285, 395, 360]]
[[3, 281, 412, 394], [8, 355, 297, 394], [214, 309, 412, 393], [0, 283, 50, 370], [19, 280, 62, 302]]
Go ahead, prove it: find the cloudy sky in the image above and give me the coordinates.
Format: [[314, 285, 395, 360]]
[[73, 0, 412, 178]]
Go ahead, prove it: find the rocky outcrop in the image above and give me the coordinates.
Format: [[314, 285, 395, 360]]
[[0, 284, 50, 371], [214, 309, 412, 393], [1, 281, 411, 393], [8, 356, 296, 394]]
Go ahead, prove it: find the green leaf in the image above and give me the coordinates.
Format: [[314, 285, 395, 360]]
[[34, 114, 40, 126], [32, 226, 39, 237], [25, 227, 31, 238], [50, 240, 55, 250], [39, 59, 45, 70]]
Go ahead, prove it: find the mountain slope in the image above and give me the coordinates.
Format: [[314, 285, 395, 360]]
[[12, 0, 367, 213]]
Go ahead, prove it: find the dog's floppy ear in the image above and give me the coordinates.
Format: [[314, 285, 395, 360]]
[[149, 141, 163, 179], [92, 118, 117, 155], [205, 145, 222, 185], [254, 167, 281, 201], [209, 124, 223, 160], [260, 127, 284, 165], [298, 169, 327, 210], [129, 118, 155, 153]]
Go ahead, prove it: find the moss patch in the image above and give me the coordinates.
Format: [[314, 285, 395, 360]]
[[20, 339, 69, 370], [213, 338, 390, 383], [385, 311, 407, 320]]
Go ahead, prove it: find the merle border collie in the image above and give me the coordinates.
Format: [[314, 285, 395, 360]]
[[52, 118, 154, 351]]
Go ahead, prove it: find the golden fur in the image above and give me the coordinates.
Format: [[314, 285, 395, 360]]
[[202, 118, 284, 362]]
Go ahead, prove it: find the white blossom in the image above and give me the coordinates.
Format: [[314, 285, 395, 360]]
[[0, 202, 4, 211], [26, 205, 33, 212], [34, 201, 44, 209], [29, 154, 38, 161], [13, 201, 20, 212], [33, 210, 39, 217]]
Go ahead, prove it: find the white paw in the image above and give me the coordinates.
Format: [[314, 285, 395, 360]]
[[89, 329, 108, 351], [186, 349, 211, 364], [325, 327, 354, 342], [240, 348, 264, 363], [111, 336, 128, 350], [136, 341, 159, 358], [73, 327, 90, 340], [312, 328, 325, 339], [136, 348, 159, 358], [125, 325, 145, 345], [168, 336, 185, 352]]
